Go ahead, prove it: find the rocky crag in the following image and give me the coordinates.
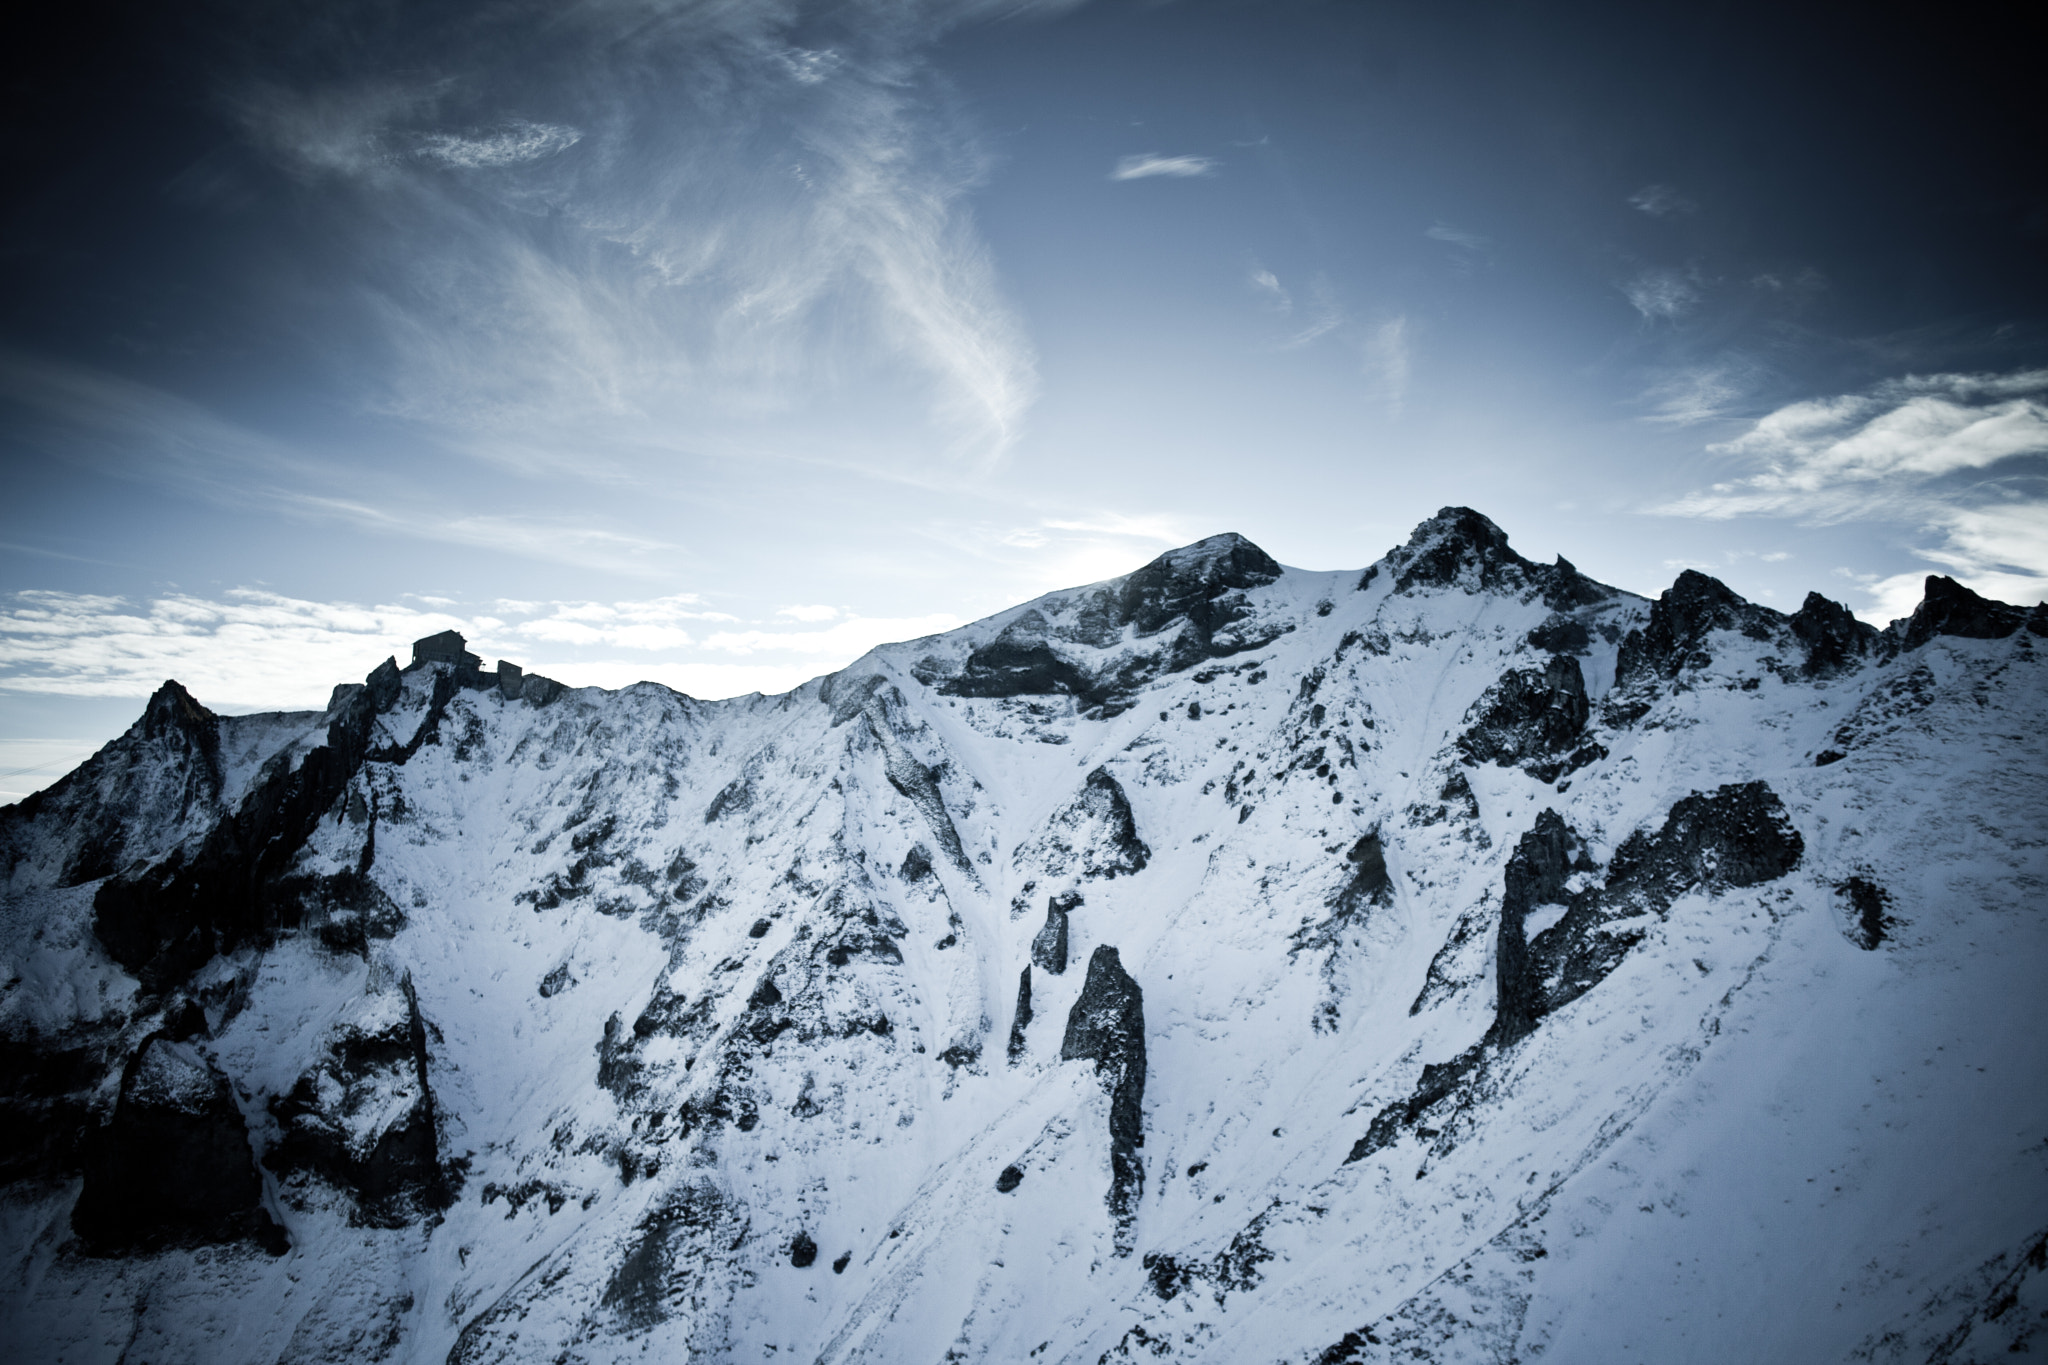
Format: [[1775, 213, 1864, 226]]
[[2, 510, 2044, 1364]]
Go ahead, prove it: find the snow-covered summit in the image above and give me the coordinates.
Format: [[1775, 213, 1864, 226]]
[[2, 509, 2045, 1364]]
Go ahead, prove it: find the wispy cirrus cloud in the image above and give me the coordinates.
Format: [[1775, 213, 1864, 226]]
[[1638, 356, 1764, 425], [1362, 316, 1411, 409], [1111, 153, 1218, 181], [222, 0, 1057, 465], [1624, 266, 1700, 320], [1425, 223, 1490, 252], [1654, 368, 2048, 619], [413, 121, 581, 169], [1629, 183, 1697, 217], [0, 353, 684, 575]]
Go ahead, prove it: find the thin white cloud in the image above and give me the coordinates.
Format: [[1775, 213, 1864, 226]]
[[777, 604, 839, 622], [777, 47, 843, 85], [0, 586, 967, 709], [1629, 184, 1697, 216], [1639, 357, 1761, 425], [0, 353, 689, 576], [1111, 154, 1218, 181], [1624, 267, 1700, 320], [1425, 223, 1490, 252], [1362, 316, 1411, 409], [1654, 369, 2048, 619], [226, 2, 1052, 467], [1250, 267, 1290, 312], [414, 121, 581, 169]]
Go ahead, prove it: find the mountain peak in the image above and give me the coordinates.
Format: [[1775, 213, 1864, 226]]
[[139, 678, 219, 745]]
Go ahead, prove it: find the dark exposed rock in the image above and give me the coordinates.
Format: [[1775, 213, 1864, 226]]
[[996, 1164, 1024, 1193], [582, 1181, 737, 1338], [1294, 832, 1393, 958], [1113, 533, 1282, 638], [72, 1035, 284, 1254], [1455, 655, 1597, 781], [1061, 945, 1146, 1252], [1606, 780, 1806, 905], [941, 611, 1108, 707], [1837, 876, 1893, 949], [1790, 592, 1878, 676], [1377, 509, 1621, 609], [1354, 782, 1804, 1163], [266, 975, 451, 1226], [790, 1231, 818, 1267], [365, 656, 402, 711], [1526, 614, 1592, 655], [1031, 892, 1079, 974], [1894, 574, 2046, 652], [899, 844, 933, 882], [91, 662, 406, 996], [1496, 782, 1803, 1046], [862, 703, 976, 879], [1014, 768, 1150, 885], [518, 673, 566, 706], [1008, 967, 1033, 1061], [941, 534, 1283, 711], [1383, 508, 1532, 595], [1, 680, 226, 892], [1616, 570, 1785, 686], [1491, 811, 1600, 1046]]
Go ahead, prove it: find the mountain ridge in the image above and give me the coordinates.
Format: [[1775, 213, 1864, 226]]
[[2, 507, 2044, 1364]]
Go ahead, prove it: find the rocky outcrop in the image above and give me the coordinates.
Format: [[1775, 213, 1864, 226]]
[[71, 1035, 285, 1254], [2, 680, 226, 890], [1496, 781, 1804, 1045], [1367, 508, 1620, 610], [1031, 892, 1078, 974], [1837, 876, 1893, 950], [1491, 810, 1601, 1045], [1893, 574, 2048, 652], [266, 975, 451, 1226], [1455, 655, 1602, 782], [1790, 592, 1878, 676], [1013, 768, 1150, 886], [1007, 967, 1033, 1061], [1061, 945, 1147, 1252], [1616, 569, 1785, 685], [1294, 831, 1394, 957], [91, 675, 386, 995], [942, 534, 1284, 715], [1352, 782, 1805, 1162]]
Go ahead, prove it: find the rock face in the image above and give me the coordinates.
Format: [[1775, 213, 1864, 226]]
[[1061, 945, 1147, 1253], [1494, 782, 1804, 1047], [1896, 574, 2048, 651], [71, 1036, 284, 1254], [1031, 892, 1078, 974], [942, 533, 1285, 715], [1014, 768, 1150, 888], [1616, 569, 1785, 684], [1, 510, 2043, 1365], [266, 973, 451, 1226], [1455, 655, 1601, 782]]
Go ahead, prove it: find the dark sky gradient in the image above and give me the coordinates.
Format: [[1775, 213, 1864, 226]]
[[2, 0, 2043, 794]]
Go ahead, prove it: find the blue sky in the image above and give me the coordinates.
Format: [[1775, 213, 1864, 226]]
[[3, 0, 2044, 797]]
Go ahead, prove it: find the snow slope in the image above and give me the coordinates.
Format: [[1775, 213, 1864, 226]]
[[1, 509, 2043, 1364]]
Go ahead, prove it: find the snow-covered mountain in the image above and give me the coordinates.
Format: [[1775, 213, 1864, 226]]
[[3, 508, 2044, 1364]]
